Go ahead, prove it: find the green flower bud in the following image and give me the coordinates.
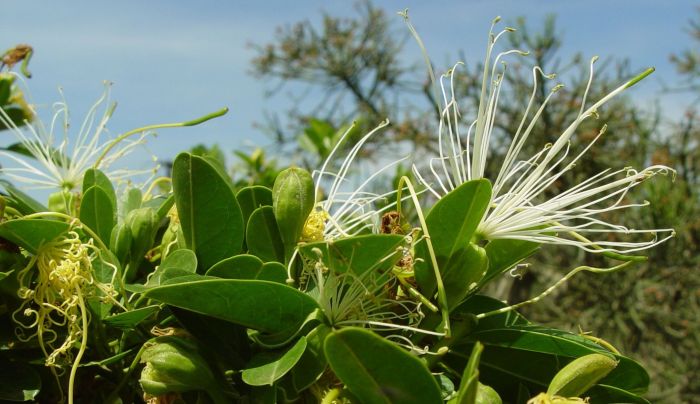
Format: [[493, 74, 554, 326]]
[[109, 222, 132, 266], [125, 207, 158, 281], [160, 221, 186, 258], [547, 353, 618, 398], [272, 167, 315, 262], [139, 336, 218, 398], [48, 190, 76, 214], [475, 382, 502, 404]]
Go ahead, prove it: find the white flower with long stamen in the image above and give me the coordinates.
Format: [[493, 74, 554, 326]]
[[305, 119, 411, 241], [0, 81, 157, 192], [412, 17, 675, 254]]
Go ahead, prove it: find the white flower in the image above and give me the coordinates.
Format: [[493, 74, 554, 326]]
[[413, 18, 674, 254], [309, 119, 409, 240], [0, 81, 156, 192]]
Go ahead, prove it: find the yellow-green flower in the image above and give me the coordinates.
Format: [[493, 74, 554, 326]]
[[13, 230, 118, 365], [12, 229, 120, 403]]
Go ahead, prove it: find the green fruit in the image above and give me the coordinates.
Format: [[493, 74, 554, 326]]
[[547, 353, 618, 398]]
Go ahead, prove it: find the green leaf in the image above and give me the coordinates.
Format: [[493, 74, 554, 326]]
[[103, 305, 160, 330], [236, 186, 273, 228], [298, 234, 405, 277], [88, 252, 120, 319], [79, 186, 116, 244], [171, 307, 250, 370], [324, 327, 442, 404], [155, 194, 175, 221], [481, 238, 539, 286], [159, 249, 198, 273], [453, 295, 529, 329], [415, 179, 492, 300], [144, 278, 319, 338], [455, 342, 484, 404], [0, 219, 69, 253], [0, 357, 41, 401], [82, 168, 116, 210], [242, 337, 307, 386], [206, 254, 286, 283], [586, 384, 650, 403], [123, 187, 142, 215], [291, 324, 331, 392], [445, 324, 649, 402], [126, 249, 197, 292], [0, 270, 12, 282], [0, 180, 47, 214], [443, 243, 489, 309], [172, 153, 244, 270], [80, 348, 135, 368], [246, 206, 285, 263]]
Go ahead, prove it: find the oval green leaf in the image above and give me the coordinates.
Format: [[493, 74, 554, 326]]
[[291, 324, 331, 392], [80, 185, 116, 244], [83, 168, 116, 209], [446, 324, 649, 402], [242, 337, 307, 386], [246, 206, 285, 263], [481, 238, 539, 287], [206, 254, 286, 283], [172, 153, 244, 270], [415, 179, 492, 297], [0, 219, 69, 254], [298, 234, 405, 277], [236, 185, 273, 229], [103, 305, 160, 330], [126, 249, 197, 292], [0, 180, 47, 214], [324, 327, 442, 404], [144, 278, 319, 338]]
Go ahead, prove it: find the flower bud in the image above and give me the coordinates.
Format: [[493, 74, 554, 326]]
[[160, 222, 186, 259], [139, 336, 217, 397], [125, 207, 158, 280], [48, 190, 76, 214], [110, 222, 132, 266], [547, 353, 617, 398], [272, 167, 315, 262], [476, 382, 502, 404]]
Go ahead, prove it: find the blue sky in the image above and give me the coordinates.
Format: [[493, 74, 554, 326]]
[[1, 0, 697, 174]]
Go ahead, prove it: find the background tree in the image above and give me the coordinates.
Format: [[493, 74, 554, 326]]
[[250, 0, 440, 166]]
